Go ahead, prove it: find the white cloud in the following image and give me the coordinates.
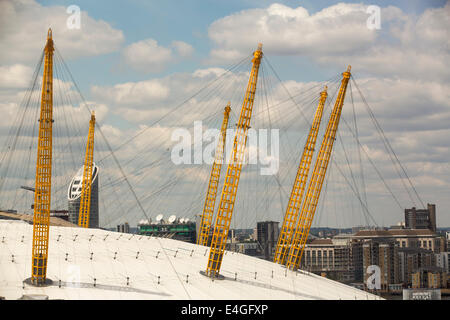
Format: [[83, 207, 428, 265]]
[[207, 3, 376, 63], [91, 79, 170, 107], [206, 2, 450, 81], [122, 39, 194, 73], [0, 0, 124, 64], [171, 41, 194, 58], [122, 39, 173, 73], [0, 64, 33, 89]]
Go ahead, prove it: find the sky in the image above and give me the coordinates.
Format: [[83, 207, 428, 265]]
[[0, 0, 449, 228]]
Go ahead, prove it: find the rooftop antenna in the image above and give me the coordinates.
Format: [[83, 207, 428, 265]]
[[168, 215, 177, 224], [156, 214, 164, 224]]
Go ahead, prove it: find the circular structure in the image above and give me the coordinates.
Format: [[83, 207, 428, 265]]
[[168, 215, 177, 224], [0, 220, 381, 300]]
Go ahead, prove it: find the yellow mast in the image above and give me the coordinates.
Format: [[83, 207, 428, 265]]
[[31, 29, 54, 285], [78, 112, 96, 228], [273, 86, 328, 265], [205, 44, 263, 278], [286, 66, 352, 271], [197, 103, 231, 246]]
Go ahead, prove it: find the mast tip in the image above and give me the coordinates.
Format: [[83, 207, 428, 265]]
[[47, 28, 52, 39]]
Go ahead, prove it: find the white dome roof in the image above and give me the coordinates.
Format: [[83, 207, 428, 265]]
[[0, 220, 381, 300]]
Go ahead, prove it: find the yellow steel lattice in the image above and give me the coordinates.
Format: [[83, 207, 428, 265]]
[[31, 29, 54, 285], [197, 104, 231, 246], [205, 44, 263, 278], [78, 112, 96, 228], [286, 66, 352, 271], [273, 86, 328, 265]]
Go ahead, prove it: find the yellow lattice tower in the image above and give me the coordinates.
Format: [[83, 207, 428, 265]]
[[273, 86, 328, 265], [286, 66, 352, 271], [197, 104, 231, 246], [31, 29, 54, 285], [78, 112, 96, 228], [205, 44, 263, 278]]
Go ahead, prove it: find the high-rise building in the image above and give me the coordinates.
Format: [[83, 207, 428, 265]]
[[405, 204, 436, 231], [67, 163, 99, 228], [256, 221, 279, 260], [362, 239, 400, 290], [117, 222, 130, 234]]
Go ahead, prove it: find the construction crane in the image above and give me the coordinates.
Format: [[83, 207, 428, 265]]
[[286, 66, 352, 271], [78, 112, 96, 228], [197, 103, 231, 246], [205, 44, 263, 278], [31, 29, 54, 285], [273, 86, 328, 265]]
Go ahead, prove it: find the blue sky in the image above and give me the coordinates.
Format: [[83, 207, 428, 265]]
[[35, 0, 447, 93]]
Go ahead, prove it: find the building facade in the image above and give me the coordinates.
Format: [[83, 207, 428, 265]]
[[404, 204, 436, 231], [138, 221, 196, 243], [117, 222, 130, 233], [362, 239, 400, 290], [68, 164, 99, 228], [256, 221, 279, 260], [301, 238, 359, 282]]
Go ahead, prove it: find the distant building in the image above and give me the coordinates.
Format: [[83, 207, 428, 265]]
[[412, 267, 447, 289], [405, 204, 436, 231], [256, 221, 279, 260], [67, 164, 99, 228], [227, 242, 258, 256], [446, 232, 450, 250], [362, 239, 400, 290], [50, 210, 69, 222], [117, 222, 130, 233], [302, 238, 357, 282], [138, 221, 196, 243], [398, 247, 436, 286], [351, 229, 443, 253], [435, 252, 450, 273]]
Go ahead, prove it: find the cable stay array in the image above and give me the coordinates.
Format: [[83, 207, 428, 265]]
[[0, 29, 426, 285]]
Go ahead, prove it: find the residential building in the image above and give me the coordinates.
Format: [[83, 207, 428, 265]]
[[301, 237, 357, 282], [362, 239, 400, 290], [398, 247, 436, 286], [412, 267, 447, 289], [117, 222, 130, 234], [256, 221, 279, 260], [404, 204, 436, 231]]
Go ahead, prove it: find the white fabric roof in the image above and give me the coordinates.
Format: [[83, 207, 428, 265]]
[[0, 220, 381, 300]]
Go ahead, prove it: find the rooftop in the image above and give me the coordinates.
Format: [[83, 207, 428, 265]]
[[354, 229, 437, 238], [0, 211, 78, 228], [0, 220, 381, 300]]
